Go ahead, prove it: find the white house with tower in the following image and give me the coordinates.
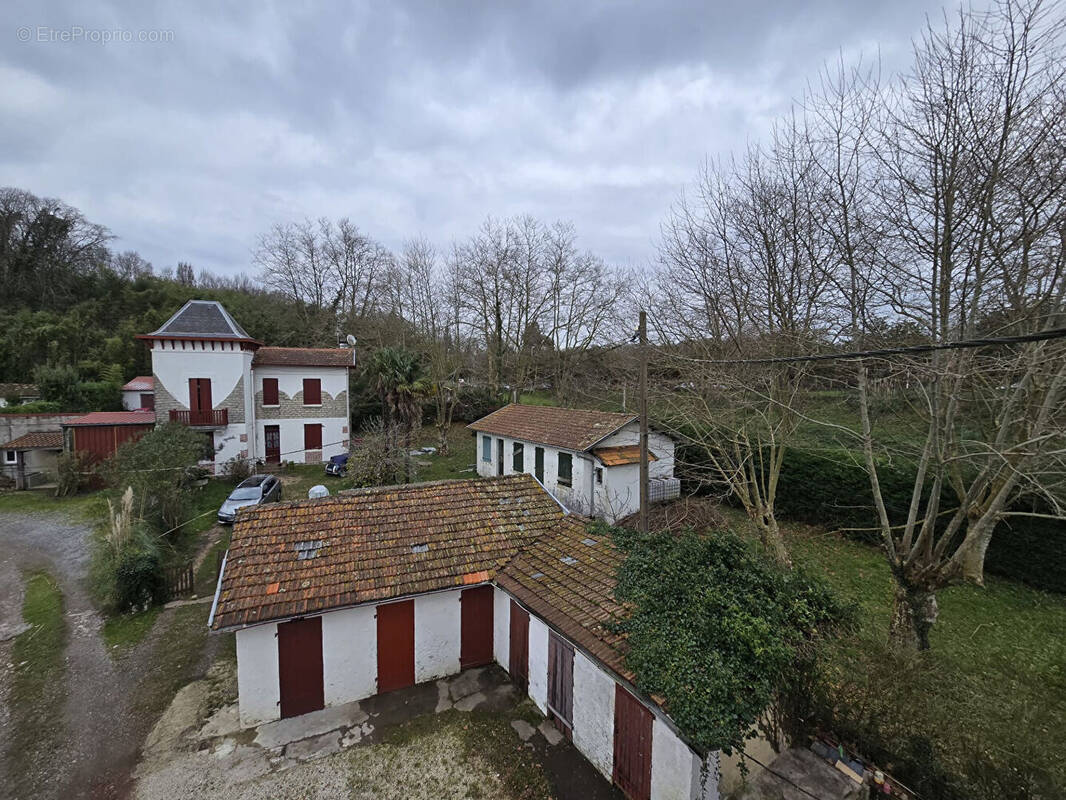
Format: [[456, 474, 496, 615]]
[[137, 300, 353, 470]]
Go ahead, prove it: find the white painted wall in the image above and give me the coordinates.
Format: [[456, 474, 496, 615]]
[[493, 587, 511, 672], [572, 648, 617, 780], [151, 339, 250, 408], [652, 717, 720, 800], [414, 590, 462, 682], [121, 389, 153, 411], [322, 606, 377, 706], [255, 418, 348, 465], [526, 613, 550, 715], [598, 426, 676, 480], [235, 623, 280, 726], [252, 365, 348, 404]]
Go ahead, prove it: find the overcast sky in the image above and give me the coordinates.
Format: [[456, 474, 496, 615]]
[[3, 1, 955, 277]]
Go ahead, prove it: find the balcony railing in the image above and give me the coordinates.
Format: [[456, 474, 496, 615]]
[[169, 408, 228, 427]]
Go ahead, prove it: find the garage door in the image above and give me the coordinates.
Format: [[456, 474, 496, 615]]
[[460, 585, 494, 669], [613, 684, 653, 800], [278, 617, 324, 719], [376, 599, 415, 692]]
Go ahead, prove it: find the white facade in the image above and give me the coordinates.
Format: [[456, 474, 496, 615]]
[[474, 422, 677, 523], [121, 389, 154, 411], [230, 583, 719, 799], [148, 339, 350, 470]]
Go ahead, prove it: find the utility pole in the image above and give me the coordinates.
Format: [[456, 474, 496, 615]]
[[638, 310, 649, 534]]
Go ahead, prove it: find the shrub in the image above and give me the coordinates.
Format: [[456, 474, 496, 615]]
[[90, 487, 165, 611], [74, 380, 121, 412], [0, 400, 62, 414], [55, 450, 91, 497], [347, 418, 410, 488], [219, 455, 252, 485], [610, 523, 848, 755], [33, 364, 81, 408]]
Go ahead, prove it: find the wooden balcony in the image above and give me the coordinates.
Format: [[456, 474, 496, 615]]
[[169, 408, 228, 427]]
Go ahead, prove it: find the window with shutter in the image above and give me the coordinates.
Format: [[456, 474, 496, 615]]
[[263, 378, 279, 406], [303, 378, 321, 405], [512, 441, 524, 472], [558, 452, 572, 487], [304, 424, 322, 451]]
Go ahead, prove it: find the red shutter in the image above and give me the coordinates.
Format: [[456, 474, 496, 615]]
[[304, 424, 322, 451], [263, 378, 279, 406], [303, 378, 321, 405]]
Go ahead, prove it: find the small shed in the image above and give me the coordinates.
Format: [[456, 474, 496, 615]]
[[63, 411, 156, 463], [121, 376, 155, 411], [1, 431, 64, 489]]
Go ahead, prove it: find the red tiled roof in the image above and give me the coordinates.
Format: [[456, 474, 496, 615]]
[[211, 473, 567, 630], [63, 411, 156, 427], [469, 404, 637, 452], [121, 376, 154, 391], [593, 445, 658, 467], [496, 517, 630, 678], [0, 431, 64, 450], [252, 347, 355, 368]]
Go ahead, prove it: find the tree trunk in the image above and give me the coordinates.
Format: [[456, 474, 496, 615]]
[[755, 511, 792, 569], [888, 581, 939, 652]]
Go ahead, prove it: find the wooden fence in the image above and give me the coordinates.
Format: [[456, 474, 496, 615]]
[[162, 563, 195, 600]]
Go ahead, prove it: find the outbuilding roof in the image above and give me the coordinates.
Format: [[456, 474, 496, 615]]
[[1, 431, 64, 450], [140, 300, 258, 343], [252, 347, 356, 368], [496, 516, 630, 678], [62, 411, 156, 427], [211, 473, 568, 630], [121, 376, 154, 392], [468, 404, 637, 452], [593, 445, 658, 467], [0, 383, 38, 399]]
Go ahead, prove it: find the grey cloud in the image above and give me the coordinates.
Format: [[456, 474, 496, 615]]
[[2, 0, 955, 275]]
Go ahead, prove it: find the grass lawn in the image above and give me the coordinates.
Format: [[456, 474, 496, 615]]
[[102, 605, 164, 651], [132, 603, 212, 720], [4, 571, 67, 797], [412, 424, 478, 482], [754, 511, 1066, 793], [0, 487, 106, 518]]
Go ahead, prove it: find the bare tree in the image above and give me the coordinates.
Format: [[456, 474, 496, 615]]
[[847, 0, 1066, 651]]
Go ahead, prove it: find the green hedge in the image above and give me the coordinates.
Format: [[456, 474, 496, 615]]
[[679, 443, 1066, 594]]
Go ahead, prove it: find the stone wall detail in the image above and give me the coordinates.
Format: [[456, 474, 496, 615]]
[[255, 389, 347, 420]]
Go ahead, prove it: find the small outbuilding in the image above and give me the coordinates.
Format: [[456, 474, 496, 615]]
[[1, 431, 64, 489], [121, 376, 155, 411], [62, 410, 156, 463], [210, 473, 718, 800], [468, 404, 680, 522]]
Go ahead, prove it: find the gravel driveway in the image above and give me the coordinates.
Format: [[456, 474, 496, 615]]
[[0, 510, 153, 800]]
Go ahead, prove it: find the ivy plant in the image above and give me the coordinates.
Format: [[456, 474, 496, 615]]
[[608, 523, 848, 755]]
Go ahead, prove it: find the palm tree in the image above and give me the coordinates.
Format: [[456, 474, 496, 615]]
[[363, 347, 430, 482]]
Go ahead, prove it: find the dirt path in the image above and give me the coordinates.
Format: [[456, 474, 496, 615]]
[[0, 510, 210, 800]]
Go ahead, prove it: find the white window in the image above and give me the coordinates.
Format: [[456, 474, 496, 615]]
[[4, 450, 17, 464], [481, 435, 492, 462]]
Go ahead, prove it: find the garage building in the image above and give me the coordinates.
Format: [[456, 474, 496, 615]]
[[210, 473, 719, 800]]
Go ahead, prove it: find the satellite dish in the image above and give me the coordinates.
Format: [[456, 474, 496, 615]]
[[345, 334, 357, 346]]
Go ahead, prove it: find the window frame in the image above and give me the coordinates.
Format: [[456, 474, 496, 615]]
[[557, 452, 573, 487], [595, 467, 603, 485], [4, 449, 17, 464], [302, 378, 322, 406], [481, 435, 492, 463], [262, 378, 280, 407], [512, 441, 524, 473], [304, 423, 323, 451]]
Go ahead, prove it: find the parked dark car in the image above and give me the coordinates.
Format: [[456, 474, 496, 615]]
[[217, 474, 282, 524], [325, 452, 349, 476]]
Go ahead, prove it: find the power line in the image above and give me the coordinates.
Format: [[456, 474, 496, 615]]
[[664, 326, 1066, 366]]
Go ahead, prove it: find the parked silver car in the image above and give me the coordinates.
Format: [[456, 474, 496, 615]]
[[217, 474, 282, 524]]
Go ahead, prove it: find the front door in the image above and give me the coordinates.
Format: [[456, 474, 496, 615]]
[[613, 684, 653, 800], [277, 617, 324, 719], [508, 600, 529, 691], [496, 438, 504, 476], [376, 599, 415, 693], [460, 585, 494, 669], [534, 447, 544, 482], [264, 425, 281, 463]]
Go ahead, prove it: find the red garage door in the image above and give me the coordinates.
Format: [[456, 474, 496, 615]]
[[508, 600, 529, 691], [278, 617, 324, 719], [613, 684, 653, 800], [377, 599, 415, 692], [460, 585, 494, 669]]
